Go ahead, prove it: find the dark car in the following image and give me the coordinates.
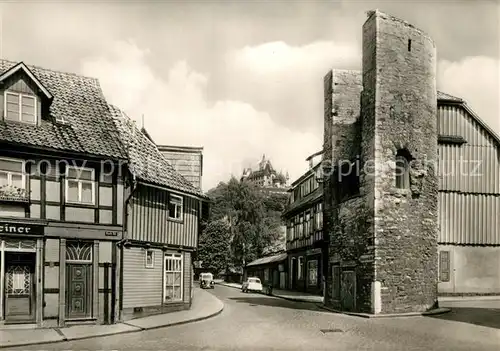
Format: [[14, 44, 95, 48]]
[[200, 273, 215, 289]]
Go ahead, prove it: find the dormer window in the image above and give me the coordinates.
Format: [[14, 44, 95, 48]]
[[4, 91, 37, 124]]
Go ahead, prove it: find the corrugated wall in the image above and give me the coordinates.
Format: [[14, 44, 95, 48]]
[[129, 185, 199, 247], [437, 104, 500, 245], [122, 247, 163, 308]]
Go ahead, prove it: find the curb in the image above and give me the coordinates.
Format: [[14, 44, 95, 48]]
[[318, 305, 452, 318], [217, 282, 323, 304], [0, 300, 224, 349]]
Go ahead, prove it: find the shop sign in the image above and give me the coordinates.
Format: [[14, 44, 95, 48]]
[[0, 222, 44, 236]]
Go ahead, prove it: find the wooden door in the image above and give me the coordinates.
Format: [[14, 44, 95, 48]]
[[340, 270, 356, 312], [4, 252, 36, 322], [66, 264, 92, 319]]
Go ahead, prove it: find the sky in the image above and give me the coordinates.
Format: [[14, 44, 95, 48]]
[[0, 0, 498, 191]]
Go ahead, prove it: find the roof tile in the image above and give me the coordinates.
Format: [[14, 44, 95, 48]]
[[109, 105, 206, 198], [0, 59, 127, 160]]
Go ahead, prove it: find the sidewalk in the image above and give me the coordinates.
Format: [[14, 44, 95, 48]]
[[217, 281, 324, 303], [0, 287, 224, 349]]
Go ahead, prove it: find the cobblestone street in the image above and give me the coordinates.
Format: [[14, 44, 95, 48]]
[[6, 285, 499, 351]]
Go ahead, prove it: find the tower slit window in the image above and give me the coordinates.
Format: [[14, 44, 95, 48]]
[[395, 149, 412, 189]]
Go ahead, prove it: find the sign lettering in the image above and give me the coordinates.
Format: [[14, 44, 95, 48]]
[[105, 231, 118, 237], [0, 222, 44, 236]]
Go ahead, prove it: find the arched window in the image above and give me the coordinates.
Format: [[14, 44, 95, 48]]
[[395, 149, 412, 189]]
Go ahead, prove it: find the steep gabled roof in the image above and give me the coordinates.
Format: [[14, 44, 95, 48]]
[[0, 59, 126, 160], [438, 90, 500, 147], [0, 62, 53, 100], [109, 105, 207, 198]]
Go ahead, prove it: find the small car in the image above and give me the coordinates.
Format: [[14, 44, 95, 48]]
[[199, 273, 215, 289], [241, 277, 263, 293]]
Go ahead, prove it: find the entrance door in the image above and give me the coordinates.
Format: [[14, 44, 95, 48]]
[[4, 252, 36, 322], [340, 270, 356, 312], [65, 241, 93, 320], [66, 264, 92, 319], [291, 258, 298, 289]]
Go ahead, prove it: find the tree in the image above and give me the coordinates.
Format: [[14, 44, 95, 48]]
[[197, 219, 231, 275], [202, 177, 290, 270]]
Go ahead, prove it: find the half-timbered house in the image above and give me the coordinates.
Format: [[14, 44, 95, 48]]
[[110, 106, 208, 320], [0, 60, 127, 327], [283, 150, 324, 295]]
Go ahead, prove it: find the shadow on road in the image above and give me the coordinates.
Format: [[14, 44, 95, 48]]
[[229, 296, 323, 312], [426, 307, 500, 329]]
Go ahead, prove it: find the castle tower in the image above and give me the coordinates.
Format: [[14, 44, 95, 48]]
[[324, 10, 438, 315], [362, 10, 438, 313]]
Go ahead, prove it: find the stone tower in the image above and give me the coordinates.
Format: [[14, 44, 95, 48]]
[[324, 10, 439, 315], [362, 10, 439, 313]]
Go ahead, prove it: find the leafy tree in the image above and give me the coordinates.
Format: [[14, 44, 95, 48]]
[[203, 177, 290, 270], [197, 219, 231, 275]]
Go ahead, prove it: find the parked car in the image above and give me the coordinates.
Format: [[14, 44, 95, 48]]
[[241, 277, 263, 293], [199, 273, 215, 289]]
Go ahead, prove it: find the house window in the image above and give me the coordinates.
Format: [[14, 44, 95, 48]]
[[0, 158, 25, 189], [4, 92, 37, 124], [338, 162, 360, 200], [65, 167, 95, 205], [164, 253, 183, 302], [168, 194, 183, 220], [439, 251, 450, 282], [395, 149, 412, 189], [298, 256, 304, 280], [298, 215, 304, 237], [145, 249, 154, 268], [315, 203, 323, 230]]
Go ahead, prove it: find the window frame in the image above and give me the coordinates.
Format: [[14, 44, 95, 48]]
[[167, 193, 184, 221], [145, 249, 155, 269], [4, 91, 37, 124], [0, 157, 26, 189], [164, 253, 184, 302], [65, 166, 96, 205]]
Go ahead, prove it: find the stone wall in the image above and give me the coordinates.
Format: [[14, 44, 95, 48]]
[[324, 10, 439, 315], [363, 10, 439, 313]]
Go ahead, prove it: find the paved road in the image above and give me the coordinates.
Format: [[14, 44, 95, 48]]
[[8, 285, 500, 350]]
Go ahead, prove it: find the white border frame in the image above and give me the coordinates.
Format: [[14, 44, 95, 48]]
[[167, 194, 184, 221], [163, 252, 183, 302], [4, 91, 37, 124], [145, 249, 155, 269], [0, 157, 26, 189], [65, 166, 96, 205]]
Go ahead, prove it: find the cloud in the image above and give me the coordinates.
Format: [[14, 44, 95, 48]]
[[221, 41, 362, 135], [81, 40, 321, 191], [437, 56, 500, 135]]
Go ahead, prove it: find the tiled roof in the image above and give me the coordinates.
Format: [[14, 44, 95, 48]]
[[246, 252, 287, 267], [109, 105, 206, 198], [437, 91, 463, 102], [0, 59, 127, 160]]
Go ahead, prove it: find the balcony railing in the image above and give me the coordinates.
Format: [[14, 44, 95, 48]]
[[0, 185, 30, 203]]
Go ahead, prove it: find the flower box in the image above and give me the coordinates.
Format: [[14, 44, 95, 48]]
[[0, 185, 30, 203]]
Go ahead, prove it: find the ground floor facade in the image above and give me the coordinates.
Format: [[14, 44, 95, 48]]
[[287, 247, 323, 295], [120, 244, 194, 321], [0, 219, 121, 328], [438, 244, 500, 295]]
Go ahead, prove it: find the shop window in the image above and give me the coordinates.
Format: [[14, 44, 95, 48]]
[[308, 260, 318, 286], [145, 249, 154, 268], [298, 256, 304, 280], [164, 253, 183, 302]]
